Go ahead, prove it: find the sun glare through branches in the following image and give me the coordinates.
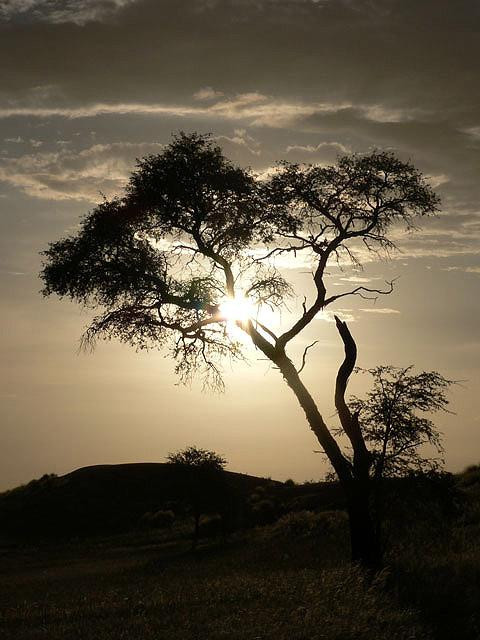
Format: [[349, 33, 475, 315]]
[[219, 293, 257, 331]]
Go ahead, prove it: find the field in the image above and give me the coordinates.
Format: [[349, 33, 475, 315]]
[[1, 483, 480, 640]]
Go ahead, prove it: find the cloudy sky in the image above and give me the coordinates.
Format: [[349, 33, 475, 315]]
[[1, 0, 479, 489]]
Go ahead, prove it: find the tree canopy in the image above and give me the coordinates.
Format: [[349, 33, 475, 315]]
[[348, 366, 453, 478], [41, 132, 439, 390], [166, 446, 226, 471]]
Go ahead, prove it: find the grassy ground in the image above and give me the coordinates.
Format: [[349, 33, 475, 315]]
[[0, 522, 432, 640], [1, 471, 480, 640]]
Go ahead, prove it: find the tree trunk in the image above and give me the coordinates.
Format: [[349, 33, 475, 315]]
[[192, 512, 200, 550], [275, 355, 382, 568], [346, 482, 381, 570]]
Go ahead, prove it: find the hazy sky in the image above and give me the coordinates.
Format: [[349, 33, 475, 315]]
[[1, 0, 479, 490]]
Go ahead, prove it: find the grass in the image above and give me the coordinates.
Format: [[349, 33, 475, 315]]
[[0, 530, 430, 640]]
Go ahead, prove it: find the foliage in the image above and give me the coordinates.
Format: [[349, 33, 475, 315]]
[[166, 445, 226, 470], [250, 498, 278, 525], [348, 366, 453, 478], [267, 151, 439, 264], [198, 513, 224, 537], [40, 132, 438, 392], [271, 510, 349, 541], [457, 464, 480, 489], [140, 509, 175, 529]]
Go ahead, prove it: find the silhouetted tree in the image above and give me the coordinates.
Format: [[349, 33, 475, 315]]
[[349, 366, 452, 480], [40, 132, 439, 568], [167, 446, 227, 548], [167, 446, 226, 471], [345, 366, 453, 544]]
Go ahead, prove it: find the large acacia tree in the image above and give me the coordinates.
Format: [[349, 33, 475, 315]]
[[41, 133, 439, 567]]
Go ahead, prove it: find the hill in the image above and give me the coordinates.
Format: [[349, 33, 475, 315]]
[[0, 463, 343, 541]]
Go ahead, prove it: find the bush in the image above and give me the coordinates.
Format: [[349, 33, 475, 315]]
[[140, 509, 175, 529], [198, 513, 223, 538], [458, 464, 480, 488], [250, 499, 278, 525], [272, 510, 348, 539], [273, 510, 320, 538]]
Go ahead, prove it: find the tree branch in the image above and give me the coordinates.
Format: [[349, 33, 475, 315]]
[[324, 279, 396, 307], [297, 340, 319, 374], [334, 315, 371, 477]]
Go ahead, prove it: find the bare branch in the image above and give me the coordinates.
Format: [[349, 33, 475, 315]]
[[324, 279, 396, 307], [297, 340, 319, 374], [254, 320, 278, 344]]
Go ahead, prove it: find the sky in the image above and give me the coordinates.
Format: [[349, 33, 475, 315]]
[[1, 0, 479, 490]]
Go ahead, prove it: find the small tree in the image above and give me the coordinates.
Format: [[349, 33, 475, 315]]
[[167, 446, 227, 548], [349, 366, 452, 480], [346, 365, 453, 542], [40, 132, 439, 567], [167, 446, 227, 471]]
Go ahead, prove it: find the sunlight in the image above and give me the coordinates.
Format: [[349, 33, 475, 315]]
[[219, 294, 256, 325]]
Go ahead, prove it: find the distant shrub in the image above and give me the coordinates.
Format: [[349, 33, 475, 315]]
[[317, 509, 349, 532], [284, 478, 296, 487], [273, 510, 320, 538], [458, 464, 480, 488], [140, 509, 175, 529], [272, 510, 348, 539], [250, 499, 278, 525], [198, 513, 223, 537]]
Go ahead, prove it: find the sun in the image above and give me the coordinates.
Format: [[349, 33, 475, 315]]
[[219, 294, 256, 325]]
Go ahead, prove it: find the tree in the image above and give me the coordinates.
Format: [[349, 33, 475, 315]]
[[40, 132, 439, 568], [167, 446, 227, 470], [344, 366, 453, 543], [349, 366, 452, 480], [166, 446, 227, 548]]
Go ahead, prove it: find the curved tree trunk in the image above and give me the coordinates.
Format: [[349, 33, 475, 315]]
[[271, 332, 382, 569], [247, 317, 382, 569]]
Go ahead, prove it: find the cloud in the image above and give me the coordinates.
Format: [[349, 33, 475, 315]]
[[0, 141, 164, 201], [215, 129, 261, 155], [359, 308, 400, 314], [464, 126, 480, 140], [0, 93, 414, 130], [193, 87, 224, 101], [0, 94, 346, 129], [316, 309, 356, 323], [428, 174, 450, 188], [286, 141, 349, 155], [1, 0, 479, 118], [3, 136, 42, 148], [441, 265, 480, 274], [338, 276, 380, 284], [0, 103, 202, 120], [0, 0, 137, 25]]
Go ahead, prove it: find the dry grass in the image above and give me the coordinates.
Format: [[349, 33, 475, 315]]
[[1, 530, 430, 640]]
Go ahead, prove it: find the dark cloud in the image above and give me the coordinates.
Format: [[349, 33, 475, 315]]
[[1, 0, 479, 109], [0, 0, 136, 25]]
